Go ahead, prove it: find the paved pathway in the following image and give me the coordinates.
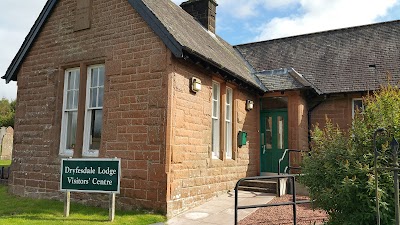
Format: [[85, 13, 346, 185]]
[[167, 191, 275, 225]]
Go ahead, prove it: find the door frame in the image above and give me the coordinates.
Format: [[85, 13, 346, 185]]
[[260, 109, 289, 173]]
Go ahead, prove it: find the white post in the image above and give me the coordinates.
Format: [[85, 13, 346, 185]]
[[64, 191, 70, 217], [109, 193, 116, 222]]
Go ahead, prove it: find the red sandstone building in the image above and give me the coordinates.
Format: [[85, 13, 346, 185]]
[[3, 0, 400, 217]]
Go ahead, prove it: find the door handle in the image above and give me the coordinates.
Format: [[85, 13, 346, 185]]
[[263, 145, 266, 154]]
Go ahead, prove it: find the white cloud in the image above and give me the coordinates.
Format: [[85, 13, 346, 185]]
[[0, 0, 47, 100], [172, 0, 185, 4], [256, 0, 398, 41], [0, 81, 17, 100], [216, 0, 299, 18], [172, 0, 297, 19]]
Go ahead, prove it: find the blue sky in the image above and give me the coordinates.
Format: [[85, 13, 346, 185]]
[[1, 0, 400, 100]]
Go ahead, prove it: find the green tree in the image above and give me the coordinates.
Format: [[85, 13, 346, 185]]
[[0, 98, 16, 127], [300, 84, 400, 225]]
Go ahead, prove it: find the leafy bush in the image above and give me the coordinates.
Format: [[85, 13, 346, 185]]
[[300, 84, 400, 225], [0, 98, 15, 127]]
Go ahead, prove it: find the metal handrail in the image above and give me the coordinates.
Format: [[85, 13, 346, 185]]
[[234, 174, 311, 225], [278, 149, 303, 175], [277, 149, 304, 197]]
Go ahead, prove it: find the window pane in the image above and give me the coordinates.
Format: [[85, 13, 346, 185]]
[[66, 90, 79, 110], [212, 118, 220, 157], [226, 105, 231, 121], [68, 71, 80, 89], [75, 71, 80, 89], [211, 81, 220, 158], [277, 116, 284, 149], [66, 111, 78, 150], [212, 100, 218, 118], [213, 83, 218, 101], [73, 90, 79, 109], [266, 116, 272, 149], [226, 121, 232, 159], [212, 82, 220, 119], [68, 72, 75, 89], [354, 100, 363, 112], [99, 67, 105, 86], [90, 88, 98, 108], [90, 109, 103, 150], [225, 88, 233, 159], [91, 68, 98, 87], [226, 88, 232, 121], [66, 91, 73, 110], [98, 87, 104, 107]]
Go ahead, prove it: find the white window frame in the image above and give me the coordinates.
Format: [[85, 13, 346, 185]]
[[225, 87, 233, 159], [59, 68, 80, 157], [212, 81, 220, 159], [352, 98, 364, 119], [83, 64, 105, 157]]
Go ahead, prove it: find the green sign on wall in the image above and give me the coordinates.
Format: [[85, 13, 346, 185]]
[[60, 158, 121, 193]]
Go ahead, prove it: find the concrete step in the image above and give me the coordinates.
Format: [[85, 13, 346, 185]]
[[238, 180, 278, 194]]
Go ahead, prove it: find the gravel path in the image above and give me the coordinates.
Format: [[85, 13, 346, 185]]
[[239, 195, 328, 225]]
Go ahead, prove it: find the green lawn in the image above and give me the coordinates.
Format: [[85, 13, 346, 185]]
[[0, 160, 11, 167], [0, 185, 166, 225]]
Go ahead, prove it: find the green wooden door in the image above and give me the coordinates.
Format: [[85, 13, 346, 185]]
[[260, 110, 288, 173]]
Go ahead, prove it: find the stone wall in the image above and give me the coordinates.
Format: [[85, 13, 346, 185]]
[[9, 0, 267, 217], [166, 58, 260, 217], [310, 93, 363, 131], [10, 0, 169, 213]]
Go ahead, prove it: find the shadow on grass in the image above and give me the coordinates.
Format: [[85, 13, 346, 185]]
[[0, 215, 107, 222]]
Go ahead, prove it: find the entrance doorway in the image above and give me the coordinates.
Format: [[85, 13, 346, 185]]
[[260, 109, 288, 173]]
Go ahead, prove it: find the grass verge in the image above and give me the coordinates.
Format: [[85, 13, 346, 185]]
[[0, 160, 11, 167], [0, 185, 166, 225]]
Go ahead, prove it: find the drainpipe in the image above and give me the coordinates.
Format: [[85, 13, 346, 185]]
[[307, 95, 327, 150]]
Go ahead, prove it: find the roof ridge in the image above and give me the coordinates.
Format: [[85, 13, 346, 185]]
[[236, 19, 400, 47]]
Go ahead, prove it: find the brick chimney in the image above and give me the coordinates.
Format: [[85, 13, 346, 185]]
[[180, 0, 218, 33]]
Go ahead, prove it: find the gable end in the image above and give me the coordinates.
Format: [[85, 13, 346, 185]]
[[127, 0, 183, 58]]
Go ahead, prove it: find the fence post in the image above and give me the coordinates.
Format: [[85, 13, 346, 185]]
[[292, 176, 297, 225]]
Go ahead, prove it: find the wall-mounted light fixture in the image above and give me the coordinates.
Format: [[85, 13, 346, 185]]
[[191, 77, 202, 93], [246, 100, 254, 111]]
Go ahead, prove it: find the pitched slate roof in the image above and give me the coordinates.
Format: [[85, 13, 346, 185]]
[[255, 68, 319, 93], [235, 20, 400, 94], [2, 0, 266, 93], [130, 0, 265, 92]]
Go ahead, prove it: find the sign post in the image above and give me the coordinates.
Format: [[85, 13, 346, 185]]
[[60, 158, 121, 221], [109, 193, 116, 221], [64, 191, 70, 217]]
